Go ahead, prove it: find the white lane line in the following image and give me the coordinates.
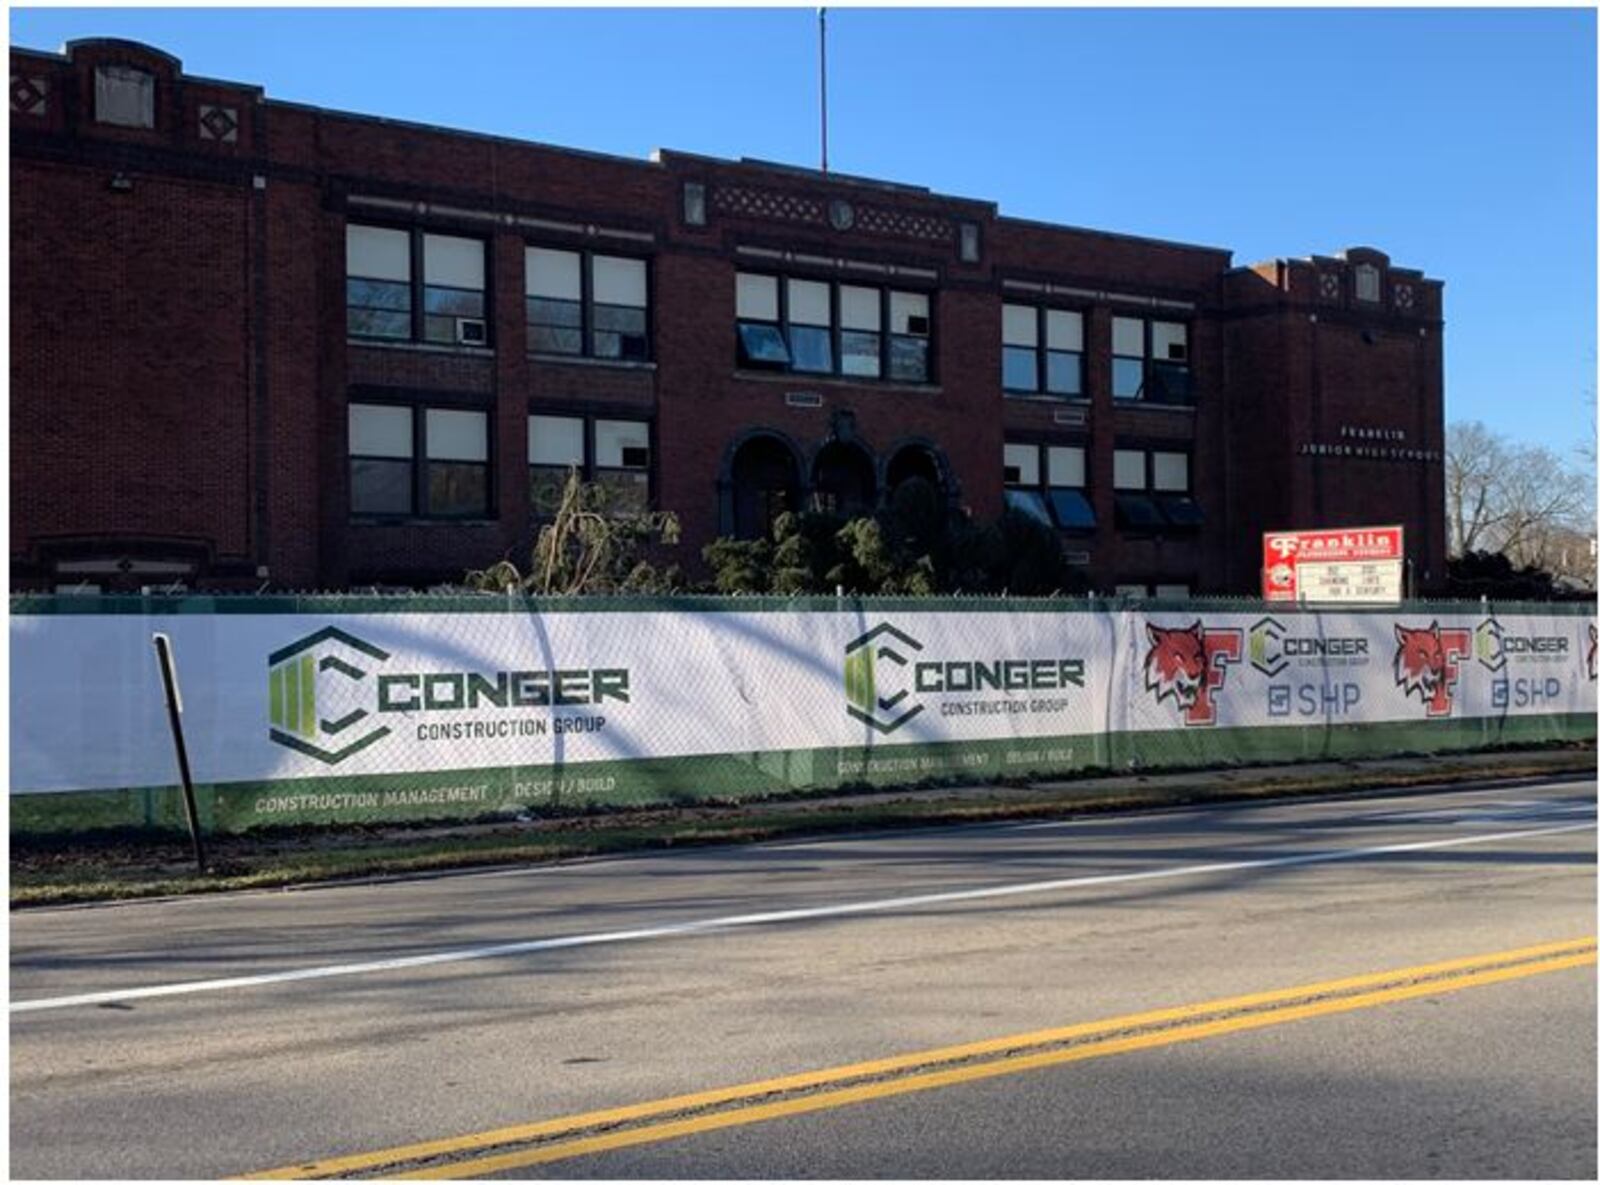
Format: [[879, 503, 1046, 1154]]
[[11, 821, 1594, 1015]]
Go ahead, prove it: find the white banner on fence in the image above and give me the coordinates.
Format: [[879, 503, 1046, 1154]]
[[9, 607, 1597, 795]]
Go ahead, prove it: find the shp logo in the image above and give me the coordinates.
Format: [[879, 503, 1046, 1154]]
[[1392, 622, 1470, 718], [267, 627, 393, 764], [1144, 620, 1242, 727]]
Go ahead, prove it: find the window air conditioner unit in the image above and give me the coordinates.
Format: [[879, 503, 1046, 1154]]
[[1003, 466, 1022, 483], [456, 318, 488, 345], [1064, 551, 1091, 566], [906, 314, 931, 336], [1166, 342, 1187, 361], [621, 446, 650, 469]]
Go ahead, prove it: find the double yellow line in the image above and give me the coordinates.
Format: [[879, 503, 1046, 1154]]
[[244, 937, 1595, 1180]]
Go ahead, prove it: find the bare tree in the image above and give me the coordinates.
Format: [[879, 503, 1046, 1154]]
[[1446, 420, 1510, 555], [1446, 420, 1594, 583]]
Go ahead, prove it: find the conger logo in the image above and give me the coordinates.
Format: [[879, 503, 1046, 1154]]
[[1474, 617, 1569, 673], [267, 627, 393, 765], [843, 622, 1086, 735], [1248, 616, 1369, 678], [844, 624, 926, 735]]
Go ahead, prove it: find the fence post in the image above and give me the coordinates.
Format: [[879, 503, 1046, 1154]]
[[151, 633, 207, 874]]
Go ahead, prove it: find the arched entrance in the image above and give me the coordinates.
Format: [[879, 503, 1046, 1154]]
[[884, 444, 944, 499], [811, 441, 876, 518], [728, 435, 801, 540]]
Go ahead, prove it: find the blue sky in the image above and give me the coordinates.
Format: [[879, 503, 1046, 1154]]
[[11, 7, 1596, 461]]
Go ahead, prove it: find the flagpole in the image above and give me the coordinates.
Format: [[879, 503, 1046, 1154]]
[[819, 7, 829, 173]]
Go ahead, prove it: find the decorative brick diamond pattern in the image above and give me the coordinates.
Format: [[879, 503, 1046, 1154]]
[[711, 186, 823, 225], [856, 205, 953, 243], [1318, 271, 1341, 301], [1393, 283, 1415, 311], [199, 104, 239, 143], [11, 74, 47, 117]]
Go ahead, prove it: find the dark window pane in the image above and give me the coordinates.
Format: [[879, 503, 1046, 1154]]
[[347, 278, 412, 311], [594, 469, 649, 515], [531, 325, 583, 354], [889, 335, 928, 383], [1112, 357, 1145, 399], [423, 315, 461, 344], [1002, 346, 1038, 392], [1004, 489, 1053, 527], [351, 458, 412, 516], [1048, 489, 1096, 530], [737, 322, 791, 367], [1046, 351, 1082, 396], [1158, 495, 1205, 527], [531, 465, 575, 516], [527, 296, 582, 327], [427, 462, 488, 517], [1114, 493, 1164, 530], [1150, 362, 1192, 405], [593, 304, 648, 358], [593, 303, 645, 333], [790, 325, 833, 373], [593, 331, 651, 361], [839, 330, 881, 378], [348, 309, 412, 340], [424, 286, 484, 316]]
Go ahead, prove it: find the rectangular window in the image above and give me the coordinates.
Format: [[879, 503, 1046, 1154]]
[[736, 273, 789, 369], [839, 284, 882, 378], [348, 225, 487, 346], [591, 256, 649, 360], [1001, 304, 1039, 393], [526, 248, 583, 355], [787, 278, 833, 373], [423, 234, 487, 345], [528, 248, 651, 361], [1112, 316, 1145, 400], [734, 273, 931, 384], [1005, 441, 1095, 531], [1112, 447, 1203, 531], [1004, 304, 1082, 398], [350, 403, 491, 519], [1045, 309, 1084, 396], [349, 403, 414, 516], [888, 291, 930, 383], [1152, 450, 1189, 492], [529, 414, 652, 516], [528, 414, 585, 515], [425, 408, 489, 517], [594, 419, 652, 514], [346, 226, 413, 341], [1149, 321, 1191, 405]]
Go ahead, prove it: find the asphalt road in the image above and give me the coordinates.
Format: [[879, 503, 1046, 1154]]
[[10, 776, 1597, 1179]]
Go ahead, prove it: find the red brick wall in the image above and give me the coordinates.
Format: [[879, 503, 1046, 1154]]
[[10, 40, 1448, 596]]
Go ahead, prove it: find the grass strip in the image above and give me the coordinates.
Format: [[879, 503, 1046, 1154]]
[[11, 749, 1594, 908]]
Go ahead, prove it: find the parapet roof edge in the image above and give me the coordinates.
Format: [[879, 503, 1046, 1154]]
[[997, 214, 1232, 259], [262, 98, 662, 171], [12, 40, 266, 96]]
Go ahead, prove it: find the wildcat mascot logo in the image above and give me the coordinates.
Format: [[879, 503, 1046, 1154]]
[[1392, 621, 1471, 718], [1144, 620, 1242, 727]]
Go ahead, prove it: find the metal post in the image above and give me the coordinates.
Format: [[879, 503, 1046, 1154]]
[[152, 633, 206, 874], [819, 7, 829, 173]]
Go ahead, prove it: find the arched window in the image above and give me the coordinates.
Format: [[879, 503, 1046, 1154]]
[[812, 441, 876, 518], [730, 436, 801, 540]]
